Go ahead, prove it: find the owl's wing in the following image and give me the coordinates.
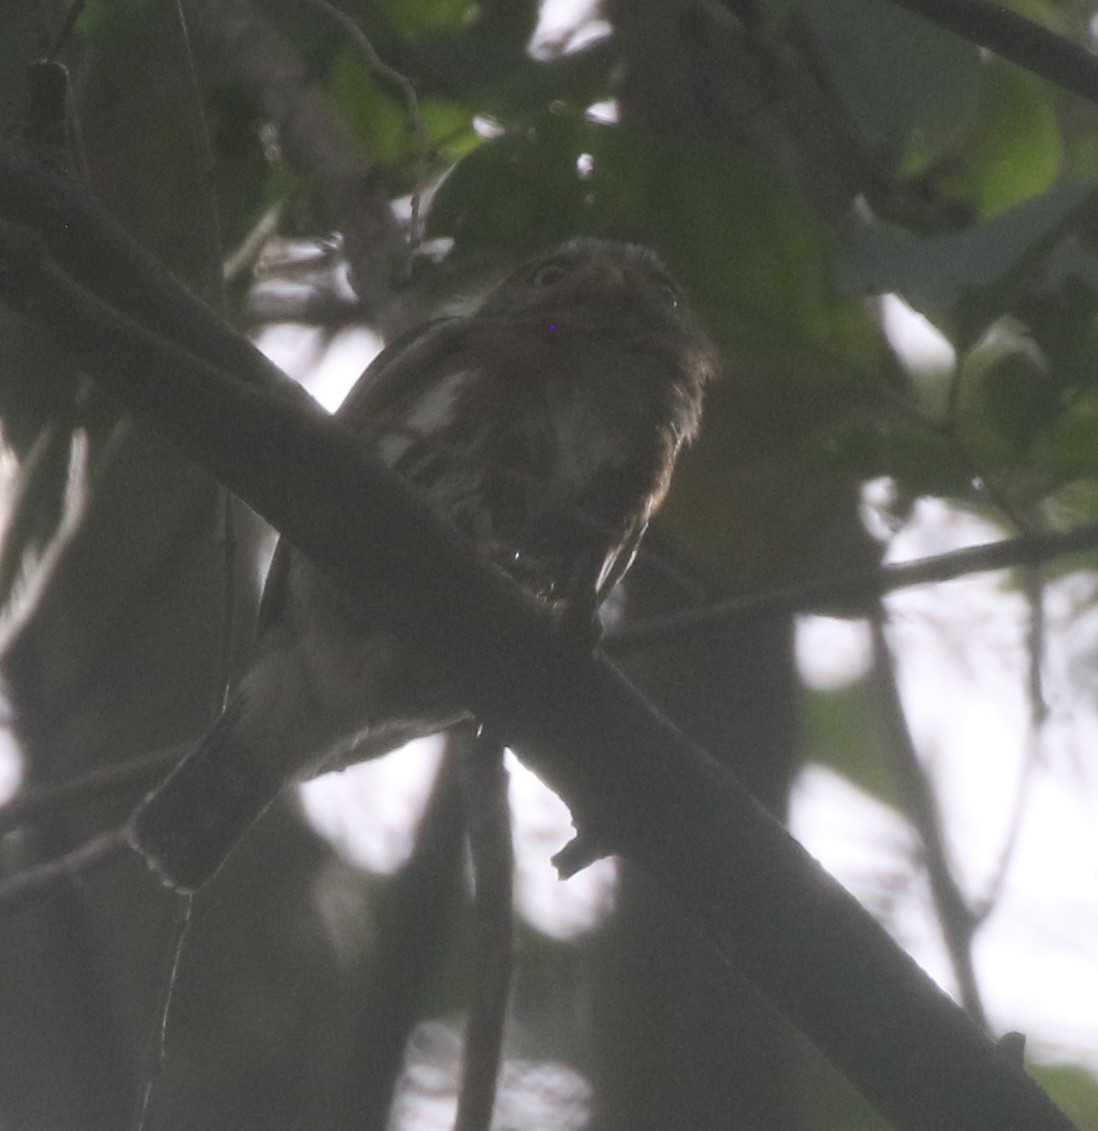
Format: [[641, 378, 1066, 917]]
[[334, 316, 469, 431], [257, 317, 475, 636]]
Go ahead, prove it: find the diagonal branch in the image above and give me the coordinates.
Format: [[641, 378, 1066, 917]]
[[0, 144, 289, 393], [869, 612, 986, 1027], [0, 829, 131, 916], [884, 0, 1098, 104], [610, 520, 1098, 650], [0, 158, 1079, 1131], [0, 746, 183, 836]]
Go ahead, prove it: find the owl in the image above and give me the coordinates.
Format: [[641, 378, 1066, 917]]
[[130, 238, 717, 891]]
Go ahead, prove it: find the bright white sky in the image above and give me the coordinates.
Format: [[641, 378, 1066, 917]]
[[792, 504, 1098, 1072], [794, 301, 1098, 1072]]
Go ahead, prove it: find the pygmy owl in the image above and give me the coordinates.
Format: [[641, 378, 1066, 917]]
[[130, 237, 717, 891]]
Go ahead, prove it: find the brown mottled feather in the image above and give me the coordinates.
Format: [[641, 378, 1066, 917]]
[[130, 239, 716, 890]]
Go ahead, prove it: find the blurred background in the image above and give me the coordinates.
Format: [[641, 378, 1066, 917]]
[[1, 0, 1097, 1127]]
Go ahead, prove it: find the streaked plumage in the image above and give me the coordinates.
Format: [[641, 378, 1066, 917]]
[[130, 238, 716, 891]]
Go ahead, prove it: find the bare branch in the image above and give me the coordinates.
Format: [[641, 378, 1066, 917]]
[[172, 0, 227, 313], [299, 0, 429, 245], [455, 729, 514, 1131], [610, 520, 1098, 650], [0, 746, 183, 835], [0, 145, 289, 393], [327, 753, 465, 1126], [885, 0, 1098, 104], [975, 572, 1044, 921], [869, 613, 987, 1028], [129, 894, 192, 1131], [178, 0, 409, 313], [0, 828, 130, 916]]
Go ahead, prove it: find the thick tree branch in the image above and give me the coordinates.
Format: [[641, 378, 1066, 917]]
[[885, 0, 1098, 104], [0, 145, 287, 392], [0, 157, 1078, 1131], [8, 512, 1090, 838], [11, 516, 1094, 837]]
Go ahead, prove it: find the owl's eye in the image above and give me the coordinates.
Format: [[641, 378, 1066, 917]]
[[529, 261, 568, 287]]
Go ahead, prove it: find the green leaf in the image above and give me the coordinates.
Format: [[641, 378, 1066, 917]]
[[473, 0, 541, 46], [71, 0, 254, 292], [622, 135, 890, 376], [1021, 251, 1098, 395], [1030, 1065, 1098, 1130], [937, 60, 1062, 218], [430, 113, 892, 378], [942, 324, 1083, 501], [198, 83, 273, 252], [1028, 386, 1098, 479], [478, 40, 618, 121], [0, 5, 58, 136], [370, 0, 476, 37], [815, 418, 973, 499], [980, 350, 1060, 456], [327, 48, 479, 185], [837, 181, 1096, 344], [426, 112, 597, 252]]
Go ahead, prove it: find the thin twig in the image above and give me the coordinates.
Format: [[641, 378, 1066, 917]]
[[178, 0, 409, 312], [223, 201, 284, 285], [129, 894, 193, 1131], [47, 0, 87, 60], [137, 27, 220, 1117], [0, 828, 131, 916], [0, 146, 294, 396], [977, 721, 1038, 925], [885, 0, 1098, 105], [0, 746, 184, 835], [22, 59, 71, 169], [214, 490, 240, 716], [173, 0, 227, 313], [869, 612, 987, 1028], [172, 0, 241, 723], [454, 729, 514, 1131], [299, 0, 429, 246], [609, 520, 1098, 650], [1021, 567, 1050, 729], [975, 570, 1044, 920]]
